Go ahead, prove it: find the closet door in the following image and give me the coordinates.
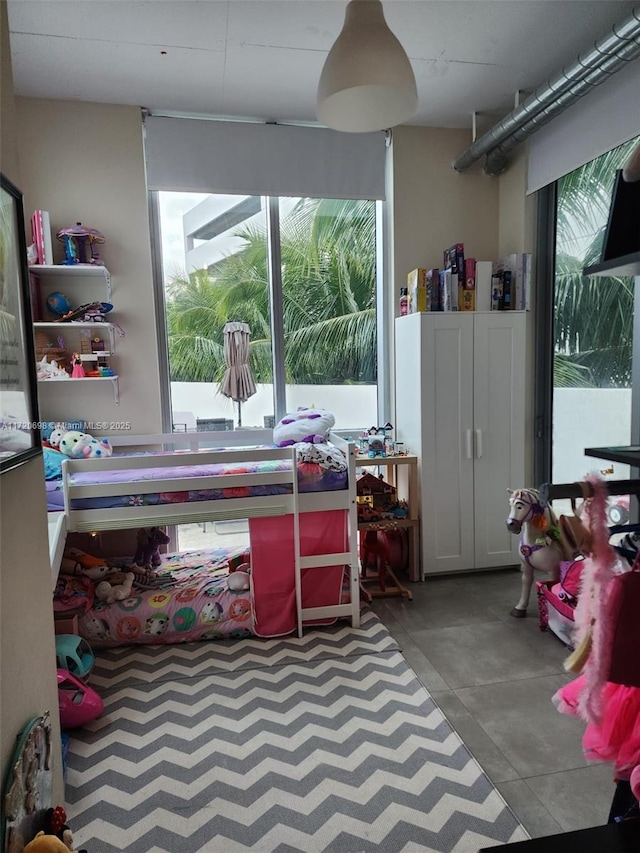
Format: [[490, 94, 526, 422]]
[[473, 312, 526, 569], [421, 313, 475, 575]]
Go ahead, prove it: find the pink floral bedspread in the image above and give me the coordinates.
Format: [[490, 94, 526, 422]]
[[75, 547, 253, 647]]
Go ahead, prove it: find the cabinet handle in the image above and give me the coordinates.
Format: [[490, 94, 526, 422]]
[[475, 429, 483, 458], [465, 429, 473, 459]]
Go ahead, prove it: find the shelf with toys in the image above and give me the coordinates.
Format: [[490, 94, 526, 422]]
[[28, 221, 123, 403], [354, 429, 420, 586], [34, 318, 121, 403]]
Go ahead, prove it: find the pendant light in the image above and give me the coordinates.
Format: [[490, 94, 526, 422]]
[[317, 0, 417, 133]]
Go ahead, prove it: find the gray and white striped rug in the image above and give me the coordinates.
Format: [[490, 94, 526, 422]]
[[65, 610, 528, 852]]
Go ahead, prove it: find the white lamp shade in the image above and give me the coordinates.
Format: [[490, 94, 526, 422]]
[[317, 0, 418, 133]]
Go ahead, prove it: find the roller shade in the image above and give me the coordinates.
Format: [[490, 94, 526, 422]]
[[144, 116, 386, 200], [527, 59, 640, 194]]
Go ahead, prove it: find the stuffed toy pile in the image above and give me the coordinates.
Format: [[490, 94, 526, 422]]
[[61, 548, 136, 602], [46, 428, 112, 459]]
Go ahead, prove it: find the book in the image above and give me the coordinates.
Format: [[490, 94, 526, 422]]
[[30, 210, 53, 265], [459, 257, 476, 311], [443, 242, 464, 275], [475, 261, 492, 311], [501, 269, 512, 310], [407, 268, 428, 312], [507, 252, 532, 309], [426, 268, 440, 311], [491, 274, 503, 311], [439, 268, 455, 311]]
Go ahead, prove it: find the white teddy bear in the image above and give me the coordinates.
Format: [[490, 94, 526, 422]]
[[94, 571, 135, 604], [58, 430, 112, 458]]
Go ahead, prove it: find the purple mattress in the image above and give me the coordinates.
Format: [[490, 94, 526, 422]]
[[46, 453, 346, 512]]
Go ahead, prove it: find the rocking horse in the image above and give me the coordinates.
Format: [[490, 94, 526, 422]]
[[506, 488, 564, 618]]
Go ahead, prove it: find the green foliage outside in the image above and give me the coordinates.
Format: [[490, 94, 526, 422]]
[[166, 198, 377, 386], [555, 138, 638, 388]]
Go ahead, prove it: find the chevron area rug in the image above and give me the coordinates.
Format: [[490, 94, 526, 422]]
[[65, 610, 528, 852]]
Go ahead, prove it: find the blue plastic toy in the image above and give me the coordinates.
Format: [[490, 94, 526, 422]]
[[55, 634, 95, 680]]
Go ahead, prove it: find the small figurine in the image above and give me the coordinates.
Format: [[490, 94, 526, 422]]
[[71, 353, 85, 378]]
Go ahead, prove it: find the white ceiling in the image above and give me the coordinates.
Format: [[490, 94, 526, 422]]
[[7, 1, 640, 132]]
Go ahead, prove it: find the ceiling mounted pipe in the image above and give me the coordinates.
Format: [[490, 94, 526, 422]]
[[453, 6, 640, 176]]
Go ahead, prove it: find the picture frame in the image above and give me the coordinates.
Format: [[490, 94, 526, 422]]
[[0, 173, 42, 473]]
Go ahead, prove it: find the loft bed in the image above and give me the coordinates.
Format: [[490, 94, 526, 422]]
[[53, 430, 360, 640]]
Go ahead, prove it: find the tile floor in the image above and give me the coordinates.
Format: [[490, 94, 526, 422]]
[[370, 568, 617, 840]]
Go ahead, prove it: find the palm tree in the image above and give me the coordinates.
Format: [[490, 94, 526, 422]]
[[554, 138, 638, 387], [166, 198, 377, 385]]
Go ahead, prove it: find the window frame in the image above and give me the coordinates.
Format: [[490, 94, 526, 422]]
[[148, 191, 388, 433]]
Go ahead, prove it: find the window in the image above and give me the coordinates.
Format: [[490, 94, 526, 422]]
[[155, 192, 378, 434], [551, 137, 638, 514]]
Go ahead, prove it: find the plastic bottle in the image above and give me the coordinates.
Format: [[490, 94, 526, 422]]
[[399, 287, 409, 316]]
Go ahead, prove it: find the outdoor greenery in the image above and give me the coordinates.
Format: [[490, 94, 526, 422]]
[[166, 198, 377, 385], [555, 138, 638, 387]]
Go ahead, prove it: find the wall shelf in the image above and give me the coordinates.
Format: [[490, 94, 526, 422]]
[[38, 375, 120, 404], [29, 264, 112, 300], [34, 321, 118, 352]]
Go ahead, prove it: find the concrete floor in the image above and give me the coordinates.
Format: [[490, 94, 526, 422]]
[[370, 568, 617, 840]]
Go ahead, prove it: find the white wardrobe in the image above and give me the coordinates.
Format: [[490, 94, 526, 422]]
[[395, 311, 525, 576]]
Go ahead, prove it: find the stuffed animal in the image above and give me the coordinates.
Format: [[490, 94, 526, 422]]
[[24, 833, 70, 853], [273, 407, 335, 447], [95, 570, 135, 604], [81, 436, 112, 458], [44, 805, 87, 853], [60, 549, 113, 582], [227, 565, 251, 591], [47, 427, 66, 448], [24, 829, 86, 853], [58, 430, 112, 459], [133, 526, 170, 569]]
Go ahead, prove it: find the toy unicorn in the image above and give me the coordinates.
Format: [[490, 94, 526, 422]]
[[506, 487, 564, 618]]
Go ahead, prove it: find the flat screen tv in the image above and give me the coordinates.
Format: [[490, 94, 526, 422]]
[[601, 169, 640, 262]]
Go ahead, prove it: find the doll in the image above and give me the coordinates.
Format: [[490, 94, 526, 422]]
[[71, 353, 86, 378]]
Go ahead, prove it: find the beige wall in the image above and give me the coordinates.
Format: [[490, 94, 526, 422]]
[[497, 143, 537, 482], [392, 126, 500, 287], [16, 98, 163, 436], [389, 125, 535, 484], [0, 0, 63, 804]]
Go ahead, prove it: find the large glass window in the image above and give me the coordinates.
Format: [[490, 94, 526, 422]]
[[156, 193, 378, 434], [280, 198, 377, 421], [552, 137, 638, 517]]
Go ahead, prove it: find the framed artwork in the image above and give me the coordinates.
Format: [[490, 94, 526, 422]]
[[0, 173, 41, 473]]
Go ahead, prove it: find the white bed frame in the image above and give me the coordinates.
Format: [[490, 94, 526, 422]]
[[60, 430, 360, 637]]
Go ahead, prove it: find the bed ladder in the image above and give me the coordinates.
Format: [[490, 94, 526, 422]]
[[292, 439, 361, 638]]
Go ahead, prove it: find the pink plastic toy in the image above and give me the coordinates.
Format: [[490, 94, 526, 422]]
[[57, 669, 104, 729]]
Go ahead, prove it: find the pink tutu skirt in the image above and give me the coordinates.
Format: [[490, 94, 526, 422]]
[[553, 676, 640, 779]]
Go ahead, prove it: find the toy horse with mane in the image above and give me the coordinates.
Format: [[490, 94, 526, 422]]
[[506, 488, 564, 618]]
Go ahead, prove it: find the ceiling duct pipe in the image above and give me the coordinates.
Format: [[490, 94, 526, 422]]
[[453, 6, 640, 177]]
